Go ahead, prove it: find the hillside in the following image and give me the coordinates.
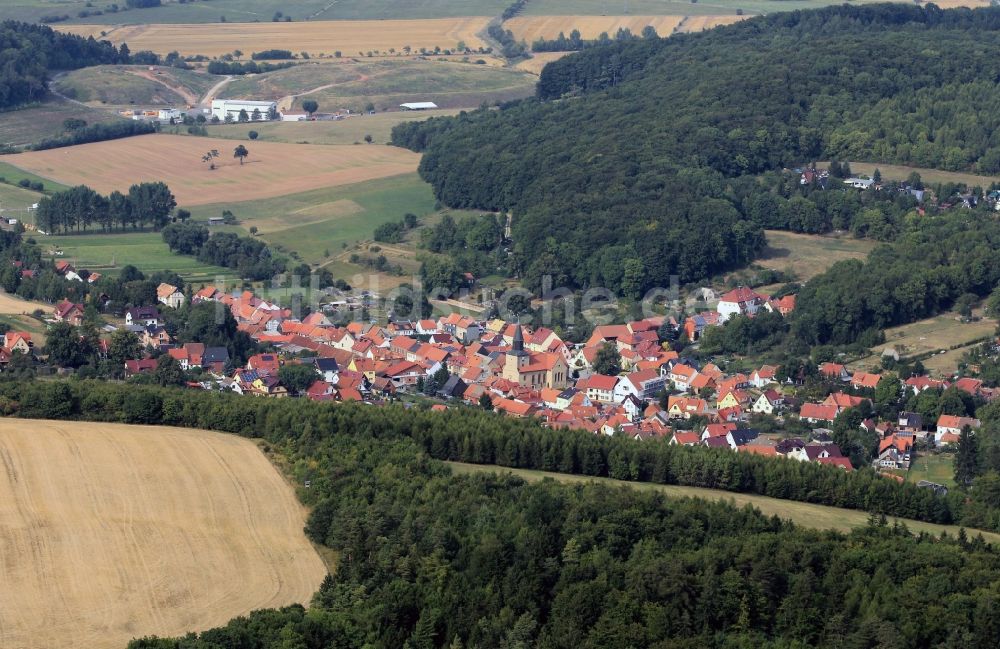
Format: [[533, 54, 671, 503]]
[[53, 65, 216, 106], [393, 5, 1000, 297]]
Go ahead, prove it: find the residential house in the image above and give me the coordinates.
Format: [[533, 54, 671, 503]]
[[749, 365, 778, 388], [156, 283, 185, 309], [851, 372, 882, 390], [125, 306, 162, 327], [716, 286, 768, 322], [800, 403, 838, 424], [576, 373, 619, 404], [726, 428, 759, 449], [54, 300, 84, 326], [819, 362, 850, 381], [751, 389, 784, 414], [124, 357, 157, 378], [613, 369, 667, 402]]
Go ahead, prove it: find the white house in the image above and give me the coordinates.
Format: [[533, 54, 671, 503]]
[[751, 390, 784, 414], [157, 283, 185, 309], [613, 369, 666, 402], [577, 374, 619, 404], [717, 286, 768, 322], [211, 99, 277, 122]]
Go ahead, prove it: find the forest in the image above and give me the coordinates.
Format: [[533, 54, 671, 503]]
[[0, 20, 126, 109], [393, 5, 1000, 300], [5, 380, 1000, 648]]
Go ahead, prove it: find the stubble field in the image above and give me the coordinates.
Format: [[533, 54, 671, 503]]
[[0, 419, 326, 649], [4, 133, 420, 206], [60, 18, 492, 57]]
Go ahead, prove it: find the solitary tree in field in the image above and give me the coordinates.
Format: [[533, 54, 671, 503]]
[[233, 144, 249, 165], [302, 99, 318, 116], [364, 134, 373, 143], [202, 149, 219, 170], [248, 130, 258, 140]]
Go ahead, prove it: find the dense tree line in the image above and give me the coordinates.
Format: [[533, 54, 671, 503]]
[[0, 20, 125, 109], [394, 6, 1000, 297], [32, 120, 156, 150], [1, 380, 974, 526], [35, 182, 176, 234], [3, 381, 1000, 647], [206, 60, 296, 75], [791, 215, 1000, 345], [162, 222, 285, 280], [531, 25, 657, 53]]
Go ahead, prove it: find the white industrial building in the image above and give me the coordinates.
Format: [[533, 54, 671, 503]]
[[400, 102, 438, 110], [211, 99, 277, 121], [158, 108, 185, 121]]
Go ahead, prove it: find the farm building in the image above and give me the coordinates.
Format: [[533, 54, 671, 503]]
[[158, 108, 185, 121], [211, 99, 277, 121], [281, 111, 309, 122], [400, 102, 438, 110]]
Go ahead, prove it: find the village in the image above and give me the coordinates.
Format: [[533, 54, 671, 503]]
[[8, 264, 991, 489]]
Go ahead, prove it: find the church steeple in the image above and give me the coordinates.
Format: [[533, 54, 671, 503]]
[[512, 324, 525, 354]]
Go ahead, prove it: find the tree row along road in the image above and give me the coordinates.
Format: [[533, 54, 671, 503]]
[[447, 461, 1000, 543]]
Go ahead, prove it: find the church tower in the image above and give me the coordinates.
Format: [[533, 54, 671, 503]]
[[503, 324, 530, 381]]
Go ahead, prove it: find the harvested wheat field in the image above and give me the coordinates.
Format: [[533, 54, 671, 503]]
[[61, 18, 491, 57], [0, 419, 326, 649], [0, 290, 49, 316], [516, 51, 572, 75], [7, 134, 420, 206], [505, 15, 685, 41], [677, 15, 750, 32]]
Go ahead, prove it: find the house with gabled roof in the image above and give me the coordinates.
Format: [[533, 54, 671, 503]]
[[156, 283, 185, 309], [717, 286, 768, 322], [800, 403, 838, 424], [749, 365, 778, 388], [576, 373, 619, 403], [819, 362, 850, 381], [54, 300, 85, 326], [613, 369, 666, 402]]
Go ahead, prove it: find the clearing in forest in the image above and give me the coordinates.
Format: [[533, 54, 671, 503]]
[[5, 134, 420, 206], [0, 419, 326, 649], [59, 18, 492, 57], [756, 230, 876, 283]]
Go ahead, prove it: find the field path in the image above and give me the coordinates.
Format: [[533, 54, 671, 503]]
[[0, 419, 326, 649], [200, 74, 234, 108]]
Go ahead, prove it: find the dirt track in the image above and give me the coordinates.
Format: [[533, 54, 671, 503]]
[[0, 419, 326, 649]]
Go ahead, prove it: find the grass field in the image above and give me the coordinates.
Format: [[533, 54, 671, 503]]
[[506, 14, 686, 41], [0, 100, 125, 149], [0, 162, 70, 193], [840, 161, 1000, 188], [5, 133, 420, 207], [906, 454, 956, 488], [219, 59, 536, 113], [188, 173, 437, 266], [756, 230, 877, 283], [0, 182, 44, 215], [42, 231, 233, 281], [0, 419, 326, 649], [61, 18, 492, 57], [448, 461, 1000, 541], [53, 65, 216, 106], [190, 109, 462, 146], [852, 310, 998, 376]]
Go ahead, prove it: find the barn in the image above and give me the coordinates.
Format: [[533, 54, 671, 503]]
[[400, 102, 438, 111]]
